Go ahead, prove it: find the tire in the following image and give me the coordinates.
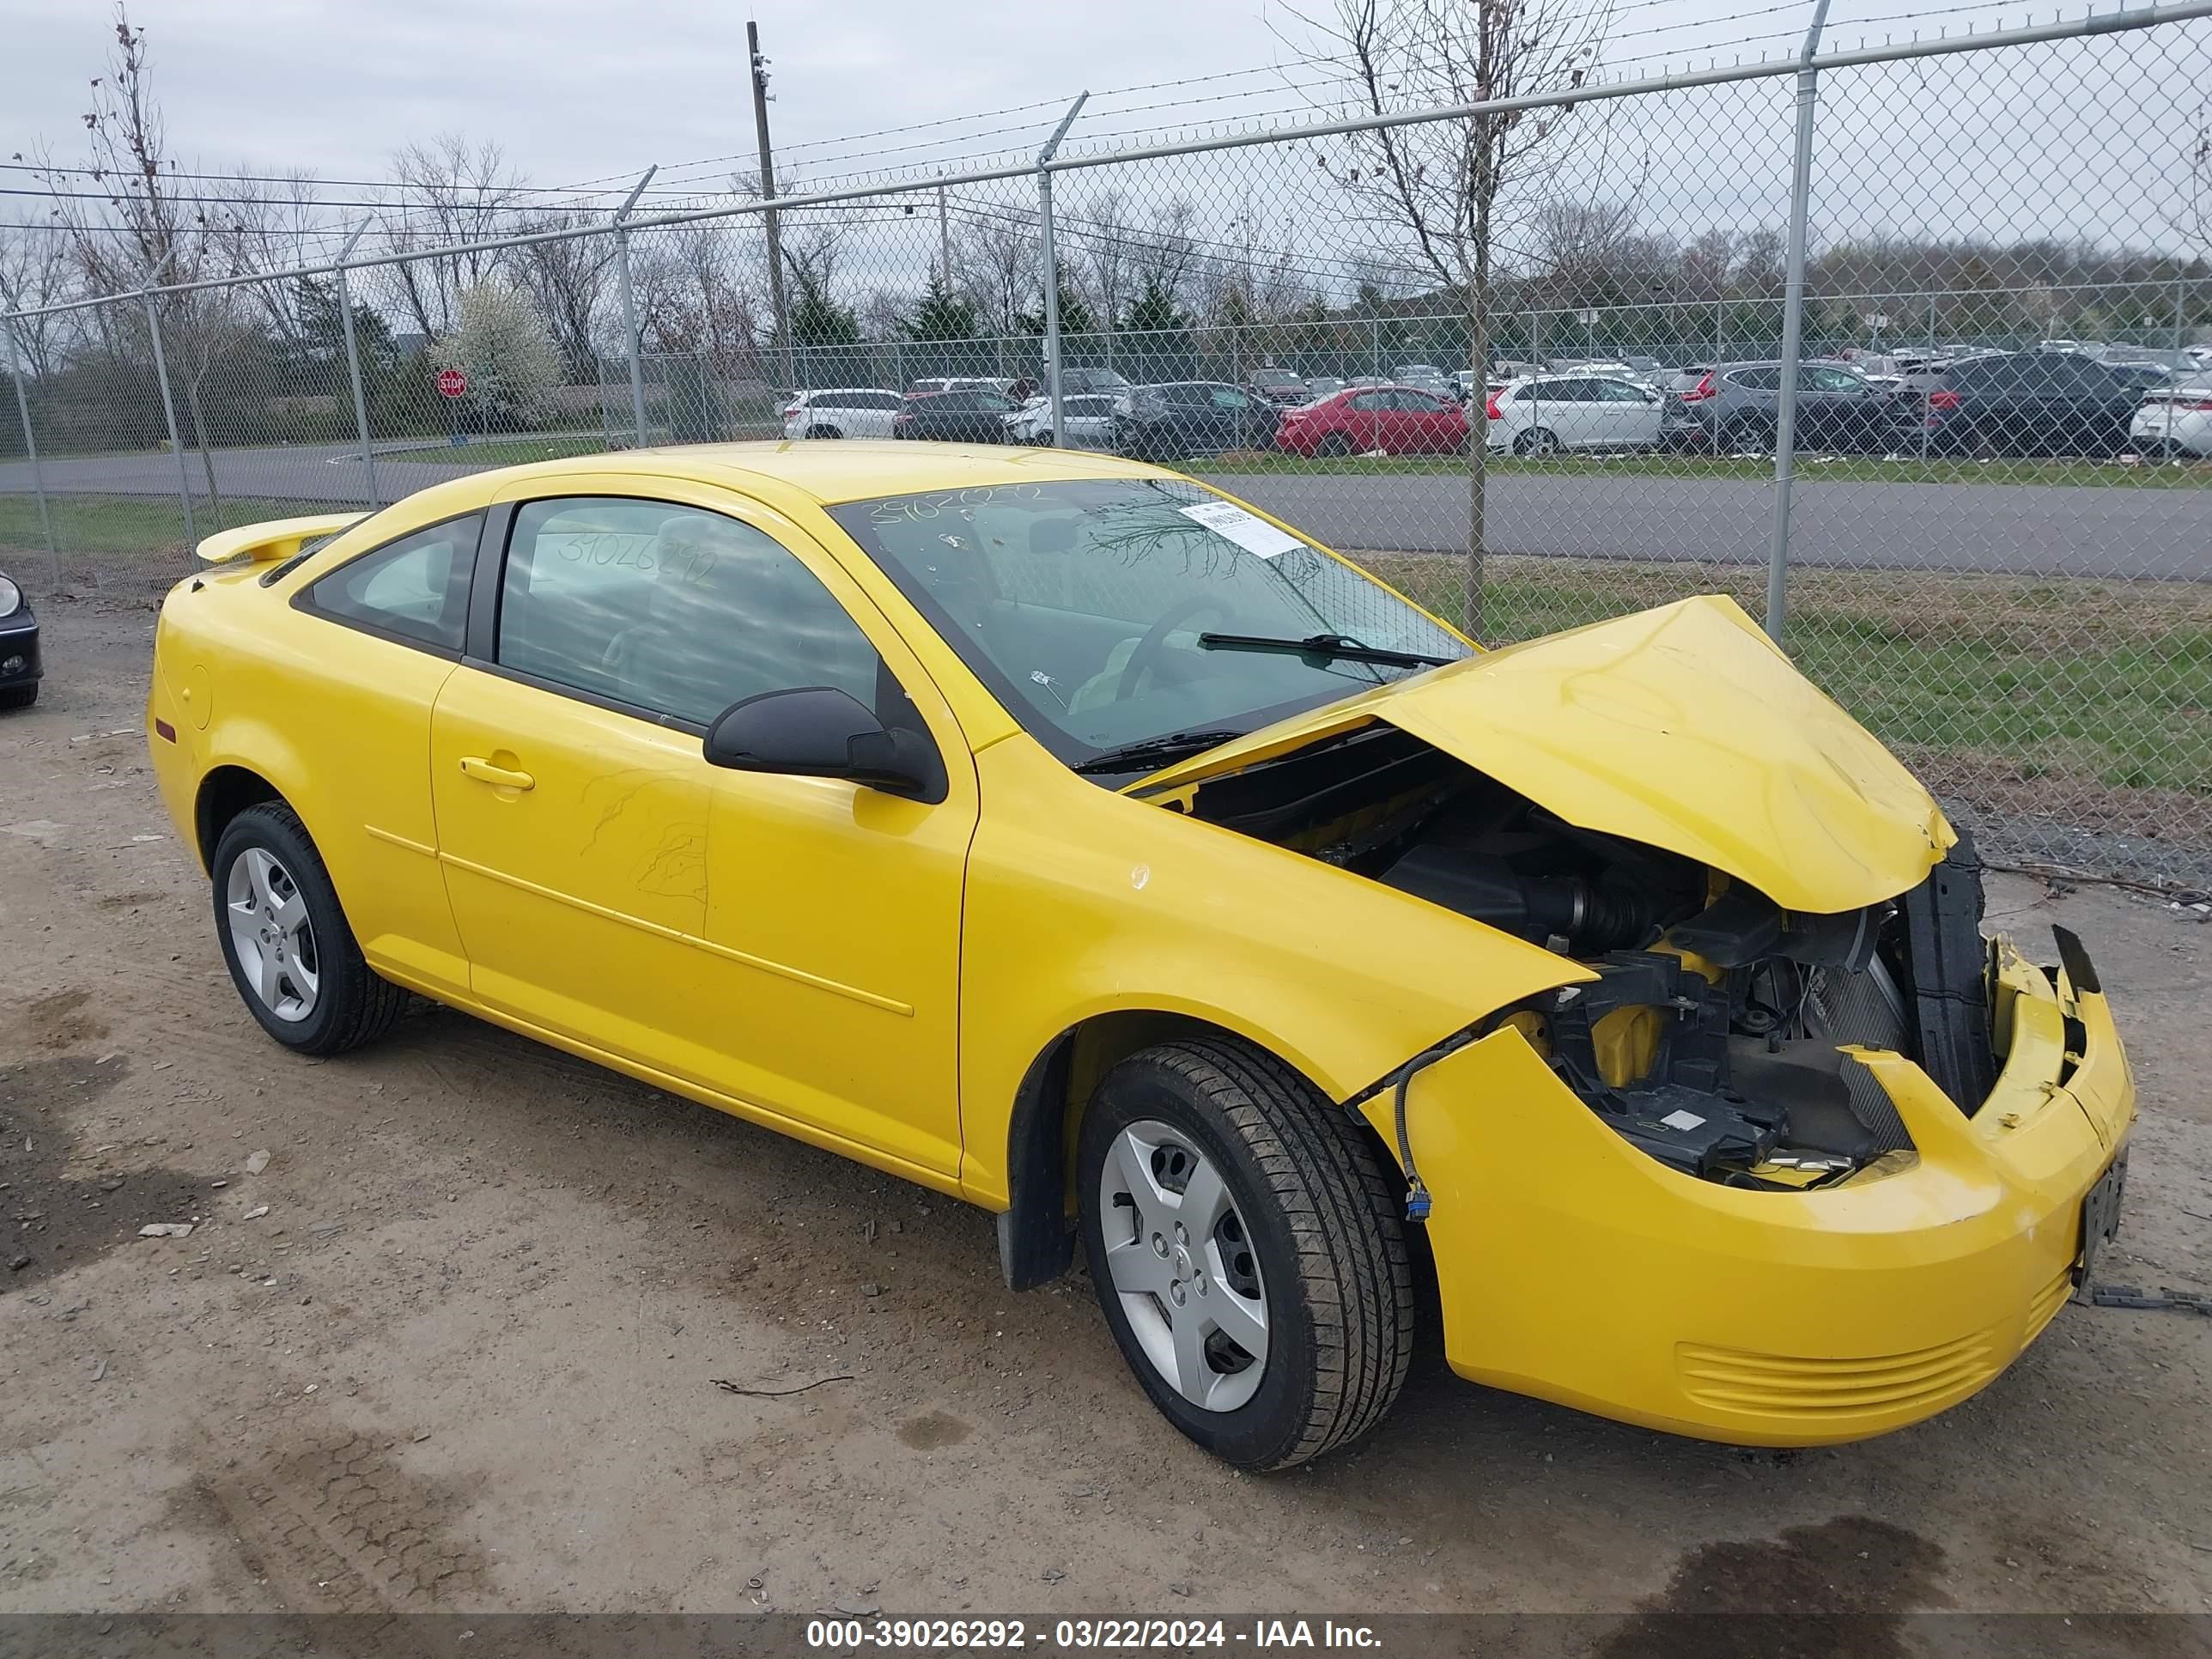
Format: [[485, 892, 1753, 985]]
[[1078, 1037, 1413, 1471], [1513, 427, 1560, 457], [0, 683, 35, 709], [805, 423, 842, 440], [1316, 433, 1353, 458], [210, 802, 405, 1056]]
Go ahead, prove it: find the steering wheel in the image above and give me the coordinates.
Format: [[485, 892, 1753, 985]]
[[1116, 595, 1233, 702]]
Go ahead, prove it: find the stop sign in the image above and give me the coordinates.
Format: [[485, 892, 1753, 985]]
[[436, 367, 469, 399]]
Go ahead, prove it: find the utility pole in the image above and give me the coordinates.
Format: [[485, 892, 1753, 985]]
[[748, 21, 794, 392]]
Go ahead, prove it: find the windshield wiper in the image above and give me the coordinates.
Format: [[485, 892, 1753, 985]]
[[1071, 727, 1249, 776], [1197, 631, 1458, 669]]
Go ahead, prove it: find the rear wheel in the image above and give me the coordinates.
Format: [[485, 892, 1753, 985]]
[[1316, 432, 1352, 458], [805, 423, 842, 440], [211, 803, 404, 1056], [1078, 1038, 1413, 1470], [1513, 427, 1560, 457]]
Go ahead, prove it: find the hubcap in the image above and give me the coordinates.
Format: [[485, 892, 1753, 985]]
[[225, 847, 319, 1023], [1097, 1120, 1268, 1413]]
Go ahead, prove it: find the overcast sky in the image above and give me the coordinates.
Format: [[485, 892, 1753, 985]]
[[3, 0, 2203, 295]]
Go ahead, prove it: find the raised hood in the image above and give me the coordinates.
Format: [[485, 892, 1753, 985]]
[[1132, 595, 1953, 915]]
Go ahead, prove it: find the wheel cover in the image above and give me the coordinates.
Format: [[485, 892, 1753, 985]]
[[1097, 1119, 1269, 1413], [225, 847, 319, 1023]]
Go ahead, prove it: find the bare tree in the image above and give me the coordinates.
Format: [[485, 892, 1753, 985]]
[[1295, 0, 1614, 631], [382, 134, 526, 339], [638, 224, 765, 380], [513, 215, 617, 382], [0, 223, 81, 382], [958, 200, 1036, 336], [1079, 189, 1139, 335], [40, 7, 268, 510]]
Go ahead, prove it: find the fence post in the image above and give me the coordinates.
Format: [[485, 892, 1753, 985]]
[[141, 287, 198, 547], [2, 315, 58, 588], [615, 167, 659, 447], [1765, 0, 1833, 646], [2176, 271, 2188, 357], [333, 221, 380, 509], [1714, 296, 1725, 370], [1037, 92, 1090, 447]]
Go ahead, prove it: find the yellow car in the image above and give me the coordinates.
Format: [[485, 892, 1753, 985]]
[[147, 443, 2133, 1469]]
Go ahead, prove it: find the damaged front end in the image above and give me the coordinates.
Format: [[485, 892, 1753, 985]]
[[1145, 708, 1996, 1196], [1126, 596, 2136, 1443]]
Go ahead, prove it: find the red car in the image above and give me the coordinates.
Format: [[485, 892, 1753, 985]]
[[1274, 384, 1469, 458]]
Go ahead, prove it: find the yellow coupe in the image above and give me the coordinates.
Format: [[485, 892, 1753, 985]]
[[147, 443, 2133, 1468]]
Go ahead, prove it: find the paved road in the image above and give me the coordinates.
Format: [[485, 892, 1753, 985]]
[[1209, 470, 2212, 580], [3, 441, 2206, 580]]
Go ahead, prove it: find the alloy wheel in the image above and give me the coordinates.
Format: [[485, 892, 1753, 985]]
[[225, 847, 319, 1023], [1095, 1119, 1269, 1413]]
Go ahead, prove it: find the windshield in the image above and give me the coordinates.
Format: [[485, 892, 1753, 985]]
[[827, 477, 1470, 776]]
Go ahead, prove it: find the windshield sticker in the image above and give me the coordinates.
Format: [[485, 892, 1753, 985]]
[[1177, 500, 1304, 559]]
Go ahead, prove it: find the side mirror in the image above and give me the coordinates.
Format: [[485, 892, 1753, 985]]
[[703, 686, 946, 805]]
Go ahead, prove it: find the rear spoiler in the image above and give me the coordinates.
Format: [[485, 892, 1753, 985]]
[[194, 512, 368, 565]]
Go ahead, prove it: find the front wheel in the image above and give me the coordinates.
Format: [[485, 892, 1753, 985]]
[[211, 803, 405, 1055], [1078, 1038, 1413, 1470], [0, 684, 35, 709]]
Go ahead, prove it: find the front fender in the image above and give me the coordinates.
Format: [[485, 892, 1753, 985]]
[[957, 735, 1589, 1209]]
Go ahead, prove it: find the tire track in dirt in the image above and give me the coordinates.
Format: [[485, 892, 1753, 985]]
[[188, 1427, 486, 1613]]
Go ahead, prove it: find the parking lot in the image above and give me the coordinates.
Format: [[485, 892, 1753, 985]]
[[3, 592, 2209, 1626]]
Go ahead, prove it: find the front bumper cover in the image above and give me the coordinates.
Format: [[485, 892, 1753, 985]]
[[1364, 929, 2133, 1446]]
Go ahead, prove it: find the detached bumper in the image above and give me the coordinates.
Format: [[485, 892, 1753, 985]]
[[1369, 931, 2133, 1446]]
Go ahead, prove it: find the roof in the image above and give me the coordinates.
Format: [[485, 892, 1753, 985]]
[[485, 439, 1161, 507]]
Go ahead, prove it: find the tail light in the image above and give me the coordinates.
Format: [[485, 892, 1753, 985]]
[[781, 404, 801, 420], [1483, 394, 1503, 420], [892, 411, 913, 429], [2172, 398, 2212, 412], [1927, 390, 1962, 411], [1680, 373, 1716, 403]]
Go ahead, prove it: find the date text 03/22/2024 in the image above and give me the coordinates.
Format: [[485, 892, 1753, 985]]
[[804, 1617, 1384, 1649]]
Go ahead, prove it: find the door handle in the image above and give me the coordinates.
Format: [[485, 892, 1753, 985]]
[[459, 756, 535, 792]]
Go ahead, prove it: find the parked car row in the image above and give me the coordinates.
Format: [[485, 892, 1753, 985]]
[[780, 349, 2212, 461]]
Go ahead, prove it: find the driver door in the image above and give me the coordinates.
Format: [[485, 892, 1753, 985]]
[[433, 483, 975, 1176]]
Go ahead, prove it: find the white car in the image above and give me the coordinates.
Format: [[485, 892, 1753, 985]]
[[1485, 373, 1665, 455], [2131, 375, 2212, 459], [1006, 393, 1120, 450], [781, 388, 906, 440]]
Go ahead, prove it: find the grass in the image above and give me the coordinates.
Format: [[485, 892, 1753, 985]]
[[1200, 451, 2212, 488], [1361, 552, 2212, 822], [0, 494, 336, 556]]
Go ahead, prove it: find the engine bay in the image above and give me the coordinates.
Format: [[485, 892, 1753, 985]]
[[1159, 723, 1998, 1189]]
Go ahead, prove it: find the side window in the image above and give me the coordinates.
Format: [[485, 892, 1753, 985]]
[[1803, 367, 1863, 392], [867, 392, 904, 410], [1209, 386, 1252, 409], [494, 496, 884, 728], [1732, 368, 1783, 392], [1349, 392, 1389, 412], [301, 514, 480, 653]]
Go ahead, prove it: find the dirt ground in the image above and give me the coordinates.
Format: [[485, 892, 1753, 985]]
[[2, 593, 2209, 1630]]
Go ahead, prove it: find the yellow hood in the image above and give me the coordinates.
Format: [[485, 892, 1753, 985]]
[[1133, 595, 1953, 915]]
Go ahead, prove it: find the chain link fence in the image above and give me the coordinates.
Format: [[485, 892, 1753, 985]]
[[3, 3, 2209, 882]]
